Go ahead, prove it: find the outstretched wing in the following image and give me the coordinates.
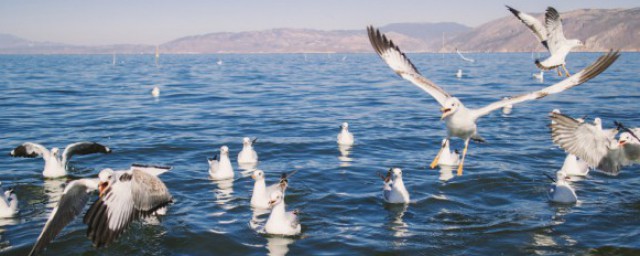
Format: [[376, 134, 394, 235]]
[[61, 141, 112, 164], [472, 50, 620, 118], [10, 142, 50, 159], [506, 5, 548, 50], [545, 7, 567, 55], [367, 26, 451, 107], [130, 163, 172, 176], [83, 170, 171, 248], [29, 179, 98, 256]]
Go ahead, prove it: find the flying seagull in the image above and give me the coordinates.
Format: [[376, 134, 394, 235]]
[[367, 25, 619, 176], [550, 112, 640, 175], [506, 6, 583, 76], [10, 142, 112, 178], [28, 164, 172, 256]]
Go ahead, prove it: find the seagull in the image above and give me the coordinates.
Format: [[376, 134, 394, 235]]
[[548, 171, 577, 204], [456, 69, 462, 78], [264, 189, 301, 236], [0, 182, 18, 218], [208, 145, 234, 180], [337, 122, 354, 146], [533, 71, 544, 82], [28, 164, 172, 255], [10, 142, 112, 178], [367, 25, 619, 176], [558, 154, 590, 177], [506, 6, 584, 76], [437, 139, 460, 167], [151, 86, 160, 97], [251, 170, 296, 209], [380, 168, 410, 204], [238, 137, 259, 164], [550, 112, 640, 175]]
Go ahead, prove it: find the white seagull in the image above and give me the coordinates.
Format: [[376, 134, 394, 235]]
[[337, 122, 355, 146], [550, 112, 640, 175], [550, 110, 590, 177], [238, 137, 259, 164], [548, 171, 577, 204], [533, 71, 545, 82], [0, 183, 18, 218], [151, 86, 160, 97], [10, 142, 112, 178], [506, 6, 584, 76], [28, 164, 172, 255], [251, 170, 295, 209], [380, 168, 410, 204], [264, 189, 301, 236], [367, 25, 619, 176], [437, 139, 460, 167], [208, 145, 234, 180], [456, 69, 463, 78]]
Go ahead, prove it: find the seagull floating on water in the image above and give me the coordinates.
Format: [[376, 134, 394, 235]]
[[437, 139, 460, 167], [558, 154, 590, 177], [380, 168, 410, 204], [28, 164, 172, 255], [151, 86, 160, 97], [251, 170, 295, 209], [238, 137, 259, 164], [548, 171, 577, 204], [0, 182, 18, 218], [456, 69, 462, 78], [209, 145, 234, 180], [550, 112, 640, 175], [10, 142, 112, 178], [337, 122, 354, 146], [533, 71, 544, 82], [367, 25, 619, 176], [264, 189, 301, 236], [506, 6, 583, 76]]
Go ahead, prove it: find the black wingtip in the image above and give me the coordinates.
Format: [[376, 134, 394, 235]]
[[544, 173, 556, 183], [506, 5, 519, 16]]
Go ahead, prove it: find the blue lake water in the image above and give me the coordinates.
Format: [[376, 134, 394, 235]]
[[0, 52, 639, 255]]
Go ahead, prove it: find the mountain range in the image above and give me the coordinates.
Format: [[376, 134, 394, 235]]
[[1, 7, 638, 54]]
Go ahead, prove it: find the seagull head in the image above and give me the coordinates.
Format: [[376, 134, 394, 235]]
[[391, 167, 403, 180], [51, 147, 60, 157], [341, 122, 349, 130], [243, 137, 251, 146], [441, 98, 461, 120], [220, 145, 229, 155], [618, 132, 638, 146], [98, 168, 115, 197], [593, 118, 602, 130], [251, 170, 264, 180], [268, 190, 283, 207]]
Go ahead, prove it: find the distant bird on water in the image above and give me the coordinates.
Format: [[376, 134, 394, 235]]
[[367, 25, 619, 176], [337, 122, 354, 146]]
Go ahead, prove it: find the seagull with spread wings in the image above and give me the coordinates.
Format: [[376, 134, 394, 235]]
[[28, 164, 172, 256], [506, 6, 583, 76], [367, 25, 619, 176], [550, 112, 640, 175], [10, 141, 112, 178]]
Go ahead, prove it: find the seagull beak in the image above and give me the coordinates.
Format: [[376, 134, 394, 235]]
[[98, 181, 108, 197], [619, 140, 627, 146], [440, 108, 452, 120], [268, 200, 276, 206]]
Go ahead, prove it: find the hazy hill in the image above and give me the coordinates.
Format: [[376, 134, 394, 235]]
[[0, 7, 637, 54]]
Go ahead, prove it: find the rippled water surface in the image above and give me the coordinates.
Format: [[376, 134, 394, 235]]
[[0, 52, 639, 255]]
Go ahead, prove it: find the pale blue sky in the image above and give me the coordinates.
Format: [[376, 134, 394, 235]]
[[0, 0, 637, 45]]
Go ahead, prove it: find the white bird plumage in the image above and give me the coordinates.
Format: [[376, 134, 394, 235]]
[[10, 142, 112, 178], [548, 171, 577, 204], [381, 168, 410, 204], [456, 69, 462, 78], [151, 86, 160, 97], [437, 139, 460, 167], [337, 122, 354, 146], [506, 6, 583, 76], [0, 183, 18, 218], [550, 112, 640, 175], [28, 164, 172, 255], [533, 71, 544, 82], [238, 137, 259, 164], [264, 189, 301, 236], [209, 145, 234, 180], [250, 170, 290, 209], [367, 25, 619, 176]]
